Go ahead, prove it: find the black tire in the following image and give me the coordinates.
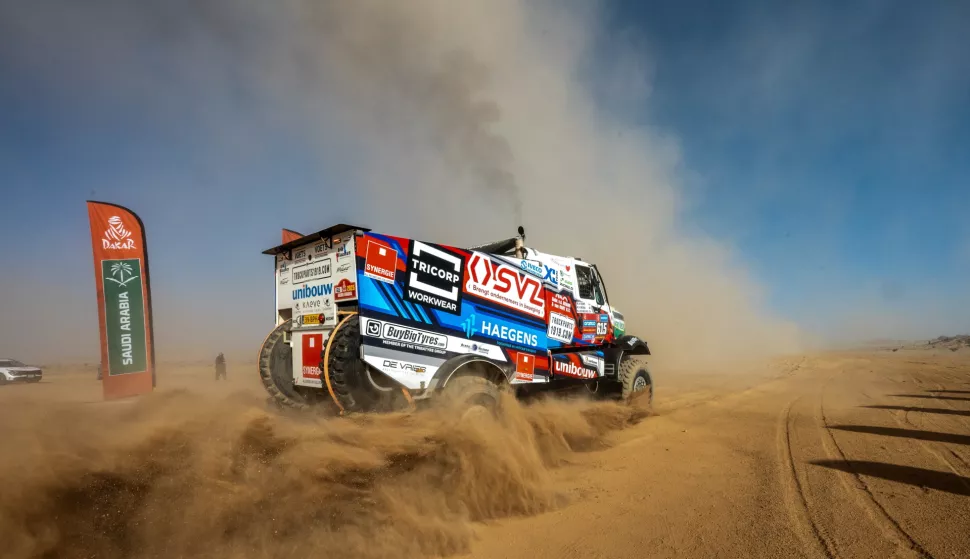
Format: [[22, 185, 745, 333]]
[[439, 375, 503, 419], [619, 357, 653, 406], [324, 314, 386, 413], [258, 319, 314, 410]]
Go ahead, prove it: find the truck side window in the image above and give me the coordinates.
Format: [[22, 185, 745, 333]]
[[591, 269, 605, 306], [576, 265, 595, 300]]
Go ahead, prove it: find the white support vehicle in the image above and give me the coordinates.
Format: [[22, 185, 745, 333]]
[[0, 359, 43, 384]]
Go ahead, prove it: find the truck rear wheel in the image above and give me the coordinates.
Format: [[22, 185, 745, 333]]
[[322, 314, 386, 413], [619, 357, 653, 407]]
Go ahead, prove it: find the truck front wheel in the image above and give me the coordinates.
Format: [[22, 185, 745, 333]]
[[619, 357, 653, 407]]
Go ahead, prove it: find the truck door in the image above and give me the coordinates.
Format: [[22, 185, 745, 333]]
[[574, 263, 612, 343]]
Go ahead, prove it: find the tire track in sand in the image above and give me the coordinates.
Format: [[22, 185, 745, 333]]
[[777, 396, 839, 559]]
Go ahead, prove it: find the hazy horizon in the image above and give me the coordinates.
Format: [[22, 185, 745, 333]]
[[1, 0, 968, 365]]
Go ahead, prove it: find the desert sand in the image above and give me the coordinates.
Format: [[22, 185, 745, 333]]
[[0, 351, 968, 559]]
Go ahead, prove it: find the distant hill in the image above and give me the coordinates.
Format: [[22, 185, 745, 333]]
[[920, 335, 970, 352], [845, 335, 970, 353]]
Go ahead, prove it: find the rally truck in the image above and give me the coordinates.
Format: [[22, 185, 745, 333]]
[[257, 224, 653, 415]]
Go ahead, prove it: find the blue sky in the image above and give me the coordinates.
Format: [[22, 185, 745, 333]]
[[0, 0, 968, 362], [604, 0, 970, 330]]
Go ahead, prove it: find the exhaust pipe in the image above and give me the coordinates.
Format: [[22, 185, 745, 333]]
[[515, 226, 526, 259]]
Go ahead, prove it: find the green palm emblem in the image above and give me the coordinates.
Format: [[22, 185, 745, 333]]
[[106, 261, 139, 286]]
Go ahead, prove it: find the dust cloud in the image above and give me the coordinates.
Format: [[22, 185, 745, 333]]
[[0, 389, 647, 559], [258, 0, 805, 366], [0, 0, 803, 365]]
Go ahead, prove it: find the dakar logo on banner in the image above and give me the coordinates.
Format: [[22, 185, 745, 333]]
[[465, 252, 545, 319], [103, 216, 136, 250]]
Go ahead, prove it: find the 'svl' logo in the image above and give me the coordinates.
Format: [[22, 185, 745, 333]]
[[103, 216, 136, 250], [465, 253, 546, 319]]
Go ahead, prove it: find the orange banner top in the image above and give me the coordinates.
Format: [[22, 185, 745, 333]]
[[86, 201, 155, 400], [282, 228, 304, 244]]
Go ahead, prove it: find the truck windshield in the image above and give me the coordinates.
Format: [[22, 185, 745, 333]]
[[0, 359, 26, 367]]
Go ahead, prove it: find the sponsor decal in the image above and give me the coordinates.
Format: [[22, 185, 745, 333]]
[[382, 359, 427, 375], [481, 319, 541, 348], [334, 278, 356, 301], [458, 341, 491, 357], [462, 313, 478, 338], [364, 319, 448, 352], [599, 314, 609, 322], [515, 352, 535, 382], [301, 333, 324, 380], [101, 259, 147, 374], [292, 283, 332, 300], [336, 262, 352, 274], [559, 274, 575, 293], [551, 258, 575, 291], [579, 353, 604, 371], [102, 216, 136, 250], [365, 319, 383, 337], [364, 240, 397, 283], [314, 242, 329, 256], [543, 265, 559, 287], [292, 257, 332, 285], [293, 248, 308, 262], [404, 241, 464, 315], [519, 259, 544, 277], [548, 292, 573, 315], [335, 244, 352, 261], [292, 283, 334, 324], [551, 256, 572, 271], [547, 312, 575, 344], [553, 358, 597, 379], [575, 301, 593, 314], [582, 320, 596, 328], [582, 333, 595, 341], [465, 253, 546, 319]]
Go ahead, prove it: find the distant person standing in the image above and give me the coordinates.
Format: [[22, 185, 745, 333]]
[[215, 353, 227, 380]]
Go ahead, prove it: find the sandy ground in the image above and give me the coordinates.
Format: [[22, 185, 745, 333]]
[[1, 351, 968, 558]]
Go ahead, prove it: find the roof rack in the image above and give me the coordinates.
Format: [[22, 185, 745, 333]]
[[262, 223, 371, 255], [465, 237, 519, 256]]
